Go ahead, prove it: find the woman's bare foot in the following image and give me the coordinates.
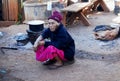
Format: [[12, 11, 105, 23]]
[[47, 56, 63, 69]]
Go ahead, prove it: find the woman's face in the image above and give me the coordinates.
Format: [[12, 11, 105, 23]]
[[48, 19, 59, 32]]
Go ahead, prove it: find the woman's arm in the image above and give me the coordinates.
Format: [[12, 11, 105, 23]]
[[33, 29, 50, 51], [33, 35, 43, 51]]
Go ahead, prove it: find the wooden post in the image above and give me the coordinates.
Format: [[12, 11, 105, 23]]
[[2, 0, 9, 20], [61, 11, 67, 26]]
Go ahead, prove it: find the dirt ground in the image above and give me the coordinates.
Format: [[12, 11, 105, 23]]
[[1, 1, 120, 81]]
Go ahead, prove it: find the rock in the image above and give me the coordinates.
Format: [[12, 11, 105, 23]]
[[0, 32, 3, 38]]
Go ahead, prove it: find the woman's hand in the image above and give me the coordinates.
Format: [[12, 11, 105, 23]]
[[33, 40, 45, 52], [38, 40, 45, 46], [33, 46, 37, 52], [33, 35, 43, 52]]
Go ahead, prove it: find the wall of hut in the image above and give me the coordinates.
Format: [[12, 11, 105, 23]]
[[1, 0, 18, 21], [0, 0, 20, 27]]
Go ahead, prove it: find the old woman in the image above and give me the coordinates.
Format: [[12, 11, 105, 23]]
[[33, 11, 75, 69]]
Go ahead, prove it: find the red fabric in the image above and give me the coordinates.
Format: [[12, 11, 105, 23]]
[[35, 45, 66, 62]]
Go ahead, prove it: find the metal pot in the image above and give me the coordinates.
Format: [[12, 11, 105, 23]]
[[26, 30, 42, 45], [27, 20, 45, 32], [14, 33, 29, 46]]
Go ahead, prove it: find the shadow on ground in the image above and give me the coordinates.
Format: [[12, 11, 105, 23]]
[[75, 49, 120, 63]]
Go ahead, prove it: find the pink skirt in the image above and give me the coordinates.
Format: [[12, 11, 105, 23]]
[[35, 45, 66, 62]]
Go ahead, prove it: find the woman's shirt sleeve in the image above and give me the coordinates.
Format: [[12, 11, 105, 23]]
[[41, 28, 50, 39]]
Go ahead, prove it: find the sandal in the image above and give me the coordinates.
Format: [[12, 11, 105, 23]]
[[42, 60, 56, 65], [47, 64, 63, 70]]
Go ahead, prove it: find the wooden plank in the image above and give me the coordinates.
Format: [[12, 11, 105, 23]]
[[8, 0, 12, 20], [2, 0, 9, 20], [99, 0, 109, 12], [8, 0, 16, 20], [15, 0, 18, 21], [61, 2, 90, 12], [6, 0, 9, 20], [79, 12, 90, 26], [61, 12, 67, 25], [2, 0, 18, 21]]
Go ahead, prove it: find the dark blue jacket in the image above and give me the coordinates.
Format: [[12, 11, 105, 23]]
[[42, 24, 75, 61]]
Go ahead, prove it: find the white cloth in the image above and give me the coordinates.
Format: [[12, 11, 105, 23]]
[[47, 1, 52, 11]]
